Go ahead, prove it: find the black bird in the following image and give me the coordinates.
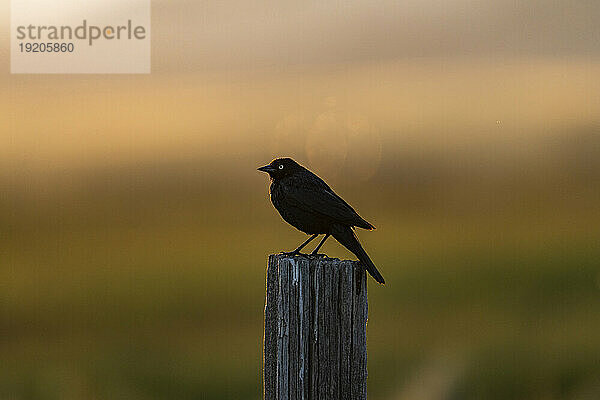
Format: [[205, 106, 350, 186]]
[[258, 158, 385, 284]]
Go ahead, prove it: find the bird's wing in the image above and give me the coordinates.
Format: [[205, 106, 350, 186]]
[[283, 176, 374, 229]]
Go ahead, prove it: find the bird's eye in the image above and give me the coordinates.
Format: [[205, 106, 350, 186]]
[[278, 165, 284, 170]]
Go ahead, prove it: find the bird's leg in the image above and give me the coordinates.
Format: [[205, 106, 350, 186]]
[[281, 234, 318, 256], [310, 234, 330, 256]]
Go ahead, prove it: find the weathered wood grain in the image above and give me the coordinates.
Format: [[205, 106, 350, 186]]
[[299, 259, 310, 399], [317, 259, 328, 400], [309, 260, 319, 400], [264, 254, 279, 400], [264, 254, 369, 400], [289, 258, 299, 400], [339, 261, 354, 400], [351, 266, 368, 400], [277, 257, 290, 400], [328, 260, 340, 399]]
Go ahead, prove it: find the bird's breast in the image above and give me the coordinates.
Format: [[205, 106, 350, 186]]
[[269, 180, 329, 234]]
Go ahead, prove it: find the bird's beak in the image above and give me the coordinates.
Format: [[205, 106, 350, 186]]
[[258, 164, 276, 173]]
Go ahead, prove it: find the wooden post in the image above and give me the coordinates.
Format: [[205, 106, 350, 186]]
[[264, 254, 368, 400]]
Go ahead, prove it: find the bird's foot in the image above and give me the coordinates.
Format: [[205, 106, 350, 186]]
[[309, 253, 328, 258]]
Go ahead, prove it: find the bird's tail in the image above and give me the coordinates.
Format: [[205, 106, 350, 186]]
[[332, 224, 385, 285]]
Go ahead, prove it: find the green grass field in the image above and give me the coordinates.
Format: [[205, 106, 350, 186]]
[[2, 168, 599, 400]]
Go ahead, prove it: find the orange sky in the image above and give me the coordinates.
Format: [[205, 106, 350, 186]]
[[1, 1, 599, 172]]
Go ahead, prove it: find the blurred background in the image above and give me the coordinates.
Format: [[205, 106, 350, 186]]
[[2, 1, 600, 399]]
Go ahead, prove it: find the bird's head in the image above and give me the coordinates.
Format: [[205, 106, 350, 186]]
[[257, 158, 302, 179]]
